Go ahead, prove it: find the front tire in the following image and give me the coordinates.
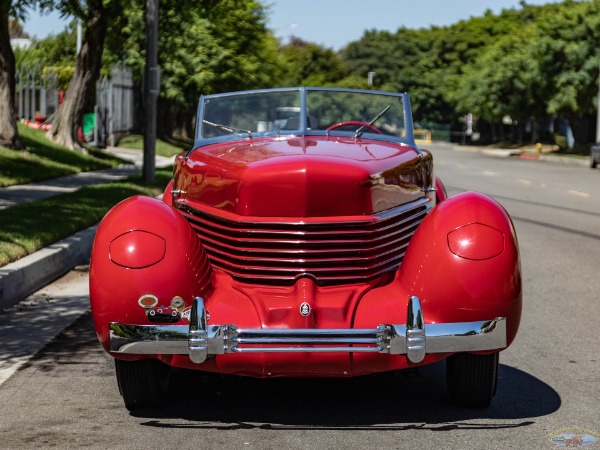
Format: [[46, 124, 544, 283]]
[[115, 358, 170, 409], [591, 157, 598, 169], [446, 352, 498, 407]]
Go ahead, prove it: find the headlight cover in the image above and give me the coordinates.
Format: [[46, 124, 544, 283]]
[[109, 230, 166, 269], [447, 223, 504, 260]]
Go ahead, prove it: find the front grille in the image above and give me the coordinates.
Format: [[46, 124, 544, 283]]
[[177, 198, 431, 285]]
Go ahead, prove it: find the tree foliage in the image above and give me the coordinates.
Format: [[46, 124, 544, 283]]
[[277, 36, 347, 86], [14, 21, 76, 69], [103, 0, 281, 136], [340, 0, 600, 145]]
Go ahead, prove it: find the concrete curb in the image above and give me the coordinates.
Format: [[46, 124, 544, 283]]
[[0, 225, 97, 310], [537, 154, 590, 166]]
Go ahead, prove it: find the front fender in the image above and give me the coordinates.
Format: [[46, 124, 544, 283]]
[[354, 191, 522, 351], [89, 195, 213, 355]]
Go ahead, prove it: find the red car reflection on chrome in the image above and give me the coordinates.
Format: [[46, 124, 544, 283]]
[[90, 87, 522, 409]]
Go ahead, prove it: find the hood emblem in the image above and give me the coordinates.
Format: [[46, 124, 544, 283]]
[[300, 302, 311, 316]]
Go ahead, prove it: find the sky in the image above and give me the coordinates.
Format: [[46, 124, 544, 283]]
[[22, 0, 562, 51]]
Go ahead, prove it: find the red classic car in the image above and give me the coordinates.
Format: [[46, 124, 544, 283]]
[[90, 87, 522, 409]]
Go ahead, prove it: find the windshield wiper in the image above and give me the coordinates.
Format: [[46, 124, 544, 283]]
[[203, 119, 252, 138], [355, 105, 391, 138]]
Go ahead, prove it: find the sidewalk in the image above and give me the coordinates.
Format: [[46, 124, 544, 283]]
[[461, 143, 590, 166], [0, 166, 138, 210], [0, 146, 175, 310], [0, 265, 90, 385]]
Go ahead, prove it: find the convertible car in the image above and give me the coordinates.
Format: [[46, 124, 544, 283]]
[[90, 87, 522, 409]]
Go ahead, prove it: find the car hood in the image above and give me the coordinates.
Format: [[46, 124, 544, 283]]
[[172, 136, 433, 217]]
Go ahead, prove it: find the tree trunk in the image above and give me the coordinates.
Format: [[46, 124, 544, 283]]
[[47, 5, 108, 151], [0, 3, 23, 150], [530, 117, 540, 144]]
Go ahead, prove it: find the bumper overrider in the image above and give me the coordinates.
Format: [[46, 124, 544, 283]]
[[109, 296, 507, 364]]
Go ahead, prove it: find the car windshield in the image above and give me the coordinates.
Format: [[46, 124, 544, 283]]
[[197, 87, 411, 145]]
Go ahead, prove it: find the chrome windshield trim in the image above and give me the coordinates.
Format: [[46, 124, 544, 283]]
[[109, 297, 507, 364], [188, 87, 419, 156]]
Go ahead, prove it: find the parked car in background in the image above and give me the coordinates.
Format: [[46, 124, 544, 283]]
[[90, 87, 522, 410], [591, 143, 600, 168]]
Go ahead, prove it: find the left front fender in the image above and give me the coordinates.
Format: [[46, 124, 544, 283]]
[[89, 195, 213, 355], [354, 191, 522, 349]]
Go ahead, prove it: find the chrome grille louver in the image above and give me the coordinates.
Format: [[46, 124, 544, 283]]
[[177, 198, 431, 285]]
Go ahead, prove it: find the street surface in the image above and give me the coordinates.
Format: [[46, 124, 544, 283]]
[[0, 142, 598, 449]]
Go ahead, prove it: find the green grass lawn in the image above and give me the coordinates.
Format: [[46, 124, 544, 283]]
[[0, 169, 172, 267], [0, 125, 174, 267], [0, 124, 126, 187], [116, 134, 192, 157]]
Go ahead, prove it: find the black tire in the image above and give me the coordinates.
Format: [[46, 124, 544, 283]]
[[446, 352, 498, 407], [115, 358, 170, 409], [591, 157, 597, 169]]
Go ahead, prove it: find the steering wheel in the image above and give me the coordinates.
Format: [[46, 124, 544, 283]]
[[326, 120, 382, 134]]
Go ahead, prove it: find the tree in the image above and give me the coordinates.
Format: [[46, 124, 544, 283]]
[[45, 0, 122, 151], [278, 37, 347, 87], [529, 0, 600, 144], [342, 27, 454, 121], [342, 29, 402, 88], [449, 23, 546, 143], [14, 20, 77, 68], [103, 0, 281, 138], [0, 1, 28, 150]]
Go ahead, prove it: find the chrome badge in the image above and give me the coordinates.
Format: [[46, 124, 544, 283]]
[[300, 302, 311, 316]]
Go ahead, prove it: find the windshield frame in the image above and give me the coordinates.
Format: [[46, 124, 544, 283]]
[[190, 87, 417, 155]]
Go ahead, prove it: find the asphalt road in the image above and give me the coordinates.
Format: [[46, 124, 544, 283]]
[[0, 143, 598, 449]]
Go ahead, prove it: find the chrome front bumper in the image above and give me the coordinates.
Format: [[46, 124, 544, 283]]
[[109, 296, 506, 364]]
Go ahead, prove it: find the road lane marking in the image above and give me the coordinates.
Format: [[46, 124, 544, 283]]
[[483, 171, 496, 176], [567, 190, 590, 198], [517, 179, 532, 185]]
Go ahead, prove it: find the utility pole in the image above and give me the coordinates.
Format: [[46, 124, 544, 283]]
[[143, 0, 159, 183]]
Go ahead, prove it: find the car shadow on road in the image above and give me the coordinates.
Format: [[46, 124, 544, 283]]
[[132, 360, 560, 431], [21, 312, 560, 432]]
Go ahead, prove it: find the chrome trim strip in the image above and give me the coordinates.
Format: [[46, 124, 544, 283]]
[[406, 296, 426, 363], [108, 324, 189, 354], [109, 297, 507, 361], [188, 297, 208, 363], [233, 347, 381, 353], [179, 196, 430, 229]]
